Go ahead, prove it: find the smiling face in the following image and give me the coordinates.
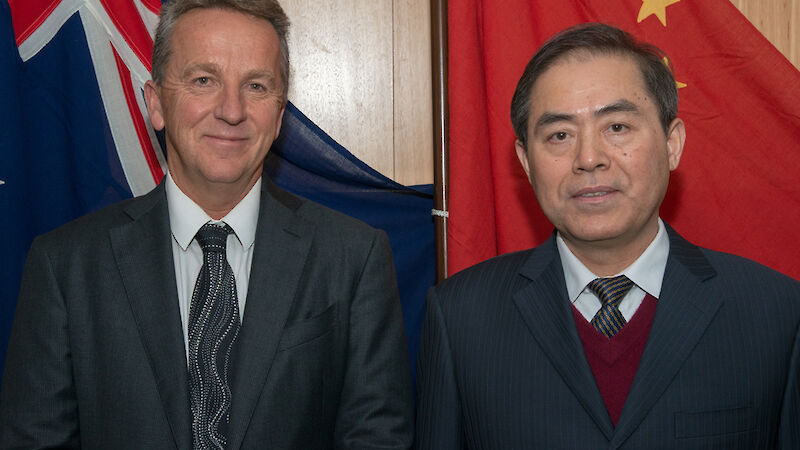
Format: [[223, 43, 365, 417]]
[[145, 7, 285, 209], [515, 53, 685, 263]]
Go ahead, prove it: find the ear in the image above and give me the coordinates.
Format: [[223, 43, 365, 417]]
[[273, 103, 286, 141], [665, 118, 685, 171], [515, 139, 532, 178], [144, 80, 166, 131]]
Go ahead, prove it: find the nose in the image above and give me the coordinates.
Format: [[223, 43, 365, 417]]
[[572, 131, 610, 173], [214, 84, 246, 125]]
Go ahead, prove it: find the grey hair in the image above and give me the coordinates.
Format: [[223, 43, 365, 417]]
[[151, 0, 290, 102]]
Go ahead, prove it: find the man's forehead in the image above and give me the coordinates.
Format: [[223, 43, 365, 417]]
[[528, 54, 652, 120], [165, 9, 280, 69], [535, 52, 642, 88], [169, 7, 279, 48]]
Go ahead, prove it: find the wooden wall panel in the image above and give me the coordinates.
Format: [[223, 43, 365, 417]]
[[281, 0, 433, 186], [732, 0, 799, 69], [281, 0, 395, 179], [393, 0, 433, 186]]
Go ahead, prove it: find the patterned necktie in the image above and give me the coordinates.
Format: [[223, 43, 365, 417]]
[[587, 275, 634, 338], [188, 223, 241, 450]]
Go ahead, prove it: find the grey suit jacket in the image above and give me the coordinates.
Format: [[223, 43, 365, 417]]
[[0, 178, 414, 449], [415, 226, 800, 449]]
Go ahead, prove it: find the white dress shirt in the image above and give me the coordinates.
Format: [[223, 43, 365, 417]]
[[165, 172, 260, 357], [557, 219, 670, 323]]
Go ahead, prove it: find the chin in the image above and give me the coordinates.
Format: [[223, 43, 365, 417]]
[[561, 222, 629, 245]]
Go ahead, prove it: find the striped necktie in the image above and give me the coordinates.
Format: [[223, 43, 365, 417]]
[[587, 275, 634, 338]]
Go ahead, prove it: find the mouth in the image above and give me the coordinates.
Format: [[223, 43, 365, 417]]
[[206, 134, 247, 141], [204, 135, 249, 147], [572, 186, 618, 202]]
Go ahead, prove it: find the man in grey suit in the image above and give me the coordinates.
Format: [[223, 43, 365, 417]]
[[415, 23, 800, 449], [0, 1, 413, 449]]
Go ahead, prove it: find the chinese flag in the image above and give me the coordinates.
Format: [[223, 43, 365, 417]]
[[447, 0, 800, 280]]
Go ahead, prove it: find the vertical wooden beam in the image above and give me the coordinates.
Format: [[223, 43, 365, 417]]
[[431, 0, 448, 281]]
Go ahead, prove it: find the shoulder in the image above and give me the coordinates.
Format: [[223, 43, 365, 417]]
[[264, 180, 387, 255], [436, 233, 559, 296], [666, 224, 800, 294], [31, 191, 155, 255], [689, 246, 800, 347], [439, 250, 533, 292], [430, 248, 543, 320], [668, 232, 800, 331], [699, 246, 800, 293]]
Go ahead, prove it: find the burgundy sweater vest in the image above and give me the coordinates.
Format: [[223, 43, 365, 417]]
[[572, 294, 658, 425]]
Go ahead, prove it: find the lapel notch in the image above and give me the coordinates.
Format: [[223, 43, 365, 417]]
[[226, 180, 314, 450], [513, 236, 615, 439], [611, 226, 720, 448]]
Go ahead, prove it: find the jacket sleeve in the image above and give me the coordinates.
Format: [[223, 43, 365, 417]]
[[334, 230, 414, 449], [0, 238, 80, 449], [414, 286, 464, 450], [778, 319, 800, 449]]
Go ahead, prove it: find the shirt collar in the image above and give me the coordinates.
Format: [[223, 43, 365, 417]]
[[557, 218, 670, 302], [166, 171, 261, 250]]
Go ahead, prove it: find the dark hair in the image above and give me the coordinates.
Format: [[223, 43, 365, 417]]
[[510, 23, 678, 148], [151, 0, 290, 102]]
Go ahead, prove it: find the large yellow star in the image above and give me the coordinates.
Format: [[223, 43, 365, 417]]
[[638, 0, 681, 27]]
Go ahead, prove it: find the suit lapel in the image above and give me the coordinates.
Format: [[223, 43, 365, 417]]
[[226, 180, 314, 450], [610, 226, 721, 449], [512, 236, 615, 440], [110, 183, 193, 450]]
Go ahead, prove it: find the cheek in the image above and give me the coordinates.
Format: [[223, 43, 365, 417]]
[[530, 158, 568, 193], [255, 103, 283, 126], [170, 94, 214, 125], [625, 158, 669, 199]]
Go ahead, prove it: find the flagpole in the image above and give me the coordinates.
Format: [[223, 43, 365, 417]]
[[431, 0, 449, 281]]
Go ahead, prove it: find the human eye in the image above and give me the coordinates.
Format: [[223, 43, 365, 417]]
[[248, 82, 265, 91], [193, 76, 211, 86], [548, 131, 570, 143], [608, 123, 628, 133]]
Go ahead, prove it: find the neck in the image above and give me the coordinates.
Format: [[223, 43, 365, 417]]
[[561, 222, 659, 277], [170, 171, 259, 220]]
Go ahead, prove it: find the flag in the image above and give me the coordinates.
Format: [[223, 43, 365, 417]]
[[447, 0, 800, 280], [1, 0, 162, 379], [0, 1, 433, 380]]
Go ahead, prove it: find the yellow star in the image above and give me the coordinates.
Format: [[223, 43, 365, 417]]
[[662, 57, 687, 89], [638, 0, 681, 27]]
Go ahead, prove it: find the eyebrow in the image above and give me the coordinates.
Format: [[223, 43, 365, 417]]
[[533, 112, 575, 133], [246, 69, 278, 85], [595, 99, 640, 116], [181, 62, 219, 78], [532, 99, 641, 135]]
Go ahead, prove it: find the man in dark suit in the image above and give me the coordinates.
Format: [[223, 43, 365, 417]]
[[0, 1, 413, 449], [415, 23, 800, 449]]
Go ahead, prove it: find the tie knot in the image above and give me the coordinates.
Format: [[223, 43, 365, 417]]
[[587, 275, 634, 307], [195, 223, 232, 254]]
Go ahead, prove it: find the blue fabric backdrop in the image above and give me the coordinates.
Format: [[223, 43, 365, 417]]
[[0, 1, 433, 381]]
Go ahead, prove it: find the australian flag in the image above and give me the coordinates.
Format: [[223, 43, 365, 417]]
[[0, 1, 433, 379]]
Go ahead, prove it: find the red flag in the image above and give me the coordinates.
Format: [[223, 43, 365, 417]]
[[447, 0, 800, 280]]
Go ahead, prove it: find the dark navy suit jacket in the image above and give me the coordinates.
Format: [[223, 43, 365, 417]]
[[416, 226, 800, 449]]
